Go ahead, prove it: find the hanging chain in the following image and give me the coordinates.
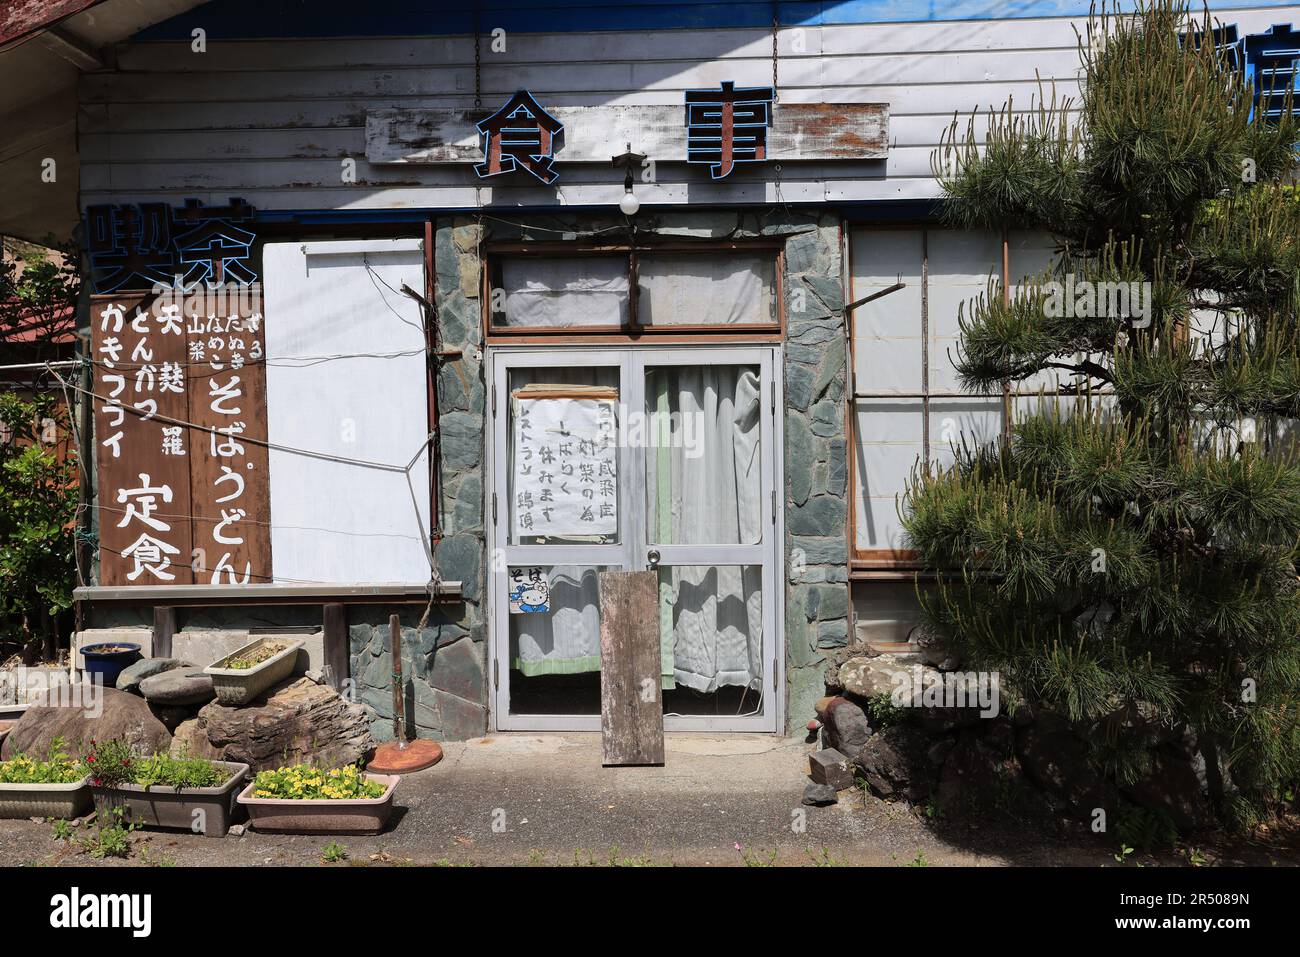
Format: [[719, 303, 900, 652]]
[[771, 1, 779, 101], [473, 2, 482, 109]]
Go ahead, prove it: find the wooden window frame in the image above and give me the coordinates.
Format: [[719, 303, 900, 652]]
[[482, 239, 785, 345], [847, 224, 1014, 578]]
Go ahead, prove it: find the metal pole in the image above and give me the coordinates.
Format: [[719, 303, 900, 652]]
[[389, 614, 407, 748]]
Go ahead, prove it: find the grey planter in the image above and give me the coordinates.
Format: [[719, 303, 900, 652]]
[[204, 637, 305, 705], [0, 776, 92, 820], [237, 774, 399, 834], [90, 761, 249, 838]]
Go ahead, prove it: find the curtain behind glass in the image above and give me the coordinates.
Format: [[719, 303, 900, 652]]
[[499, 257, 628, 327], [637, 254, 773, 325], [646, 365, 763, 692]]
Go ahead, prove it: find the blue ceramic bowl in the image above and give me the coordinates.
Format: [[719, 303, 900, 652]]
[[80, 642, 143, 688]]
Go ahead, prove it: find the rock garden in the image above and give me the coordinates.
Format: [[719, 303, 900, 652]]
[[804, 635, 1226, 854], [0, 638, 402, 853]]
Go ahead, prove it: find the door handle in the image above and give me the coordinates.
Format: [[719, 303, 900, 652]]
[[646, 548, 660, 570]]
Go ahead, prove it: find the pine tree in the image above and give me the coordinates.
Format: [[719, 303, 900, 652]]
[[906, 0, 1300, 825]]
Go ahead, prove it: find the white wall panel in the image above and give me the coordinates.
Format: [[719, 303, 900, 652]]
[[262, 239, 431, 584]]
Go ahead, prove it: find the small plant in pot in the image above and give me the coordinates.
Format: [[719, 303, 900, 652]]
[[237, 762, 399, 834], [83, 738, 249, 838], [0, 737, 91, 819]]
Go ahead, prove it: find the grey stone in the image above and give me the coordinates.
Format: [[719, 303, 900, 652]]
[[116, 657, 189, 695], [787, 277, 833, 321], [828, 439, 847, 496], [188, 677, 374, 772], [788, 495, 846, 535], [449, 473, 483, 533], [436, 688, 488, 740], [810, 400, 841, 438], [810, 344, 845, 402], [440, 411, 483, 471], [139, 669, 215, 706], [821, 696, 873, 755], [810, 748, 855, 790], [791, 535, 847, 565], [802, 781, 838, 806], [786, 415, 814, 506], [428, 637, 484, 703], [816, 617, 849, 648], [854, 725, 936, 802], [149, 703, 197, 734], [2, 686, 171, 759], [785, 362, 815, 411], [840, 655, 928, 701], [803, 273, 845, 315], [435, 533, 482, 603], [809, 584, 849, 621]]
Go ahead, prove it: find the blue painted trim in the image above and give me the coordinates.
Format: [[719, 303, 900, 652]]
[[251, 199, 947, 227], [137, 0, 1300, 41]]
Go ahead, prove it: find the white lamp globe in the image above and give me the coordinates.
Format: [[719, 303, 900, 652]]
[[619, 191, 641, 216]]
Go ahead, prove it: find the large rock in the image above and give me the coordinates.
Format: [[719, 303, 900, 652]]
[[840, 655, 939, 703], [117, 658, 190, 695], [853, 725, 936, 802], [935, 731, 1017, 818], [1124, 745, 1212, 832], [1015, 713, 1102, 812], [0, 686, 171, 759], [818, 696, 873, 754], [181, 677, 374, 772], [139, 668, 215, 706]]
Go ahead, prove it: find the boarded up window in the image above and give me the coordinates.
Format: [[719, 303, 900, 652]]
[[262, 239, 431, 584]]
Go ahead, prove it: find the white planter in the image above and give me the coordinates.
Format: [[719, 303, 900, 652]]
[[204, 637, 305, 706], [0, 776, 92, 820]]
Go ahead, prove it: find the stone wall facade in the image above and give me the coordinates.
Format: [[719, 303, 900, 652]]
[[87, 208, 849, 742]]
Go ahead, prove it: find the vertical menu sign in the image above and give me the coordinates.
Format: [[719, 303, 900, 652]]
[[92, 294, 194, 586], [184, 299, 272, 585]]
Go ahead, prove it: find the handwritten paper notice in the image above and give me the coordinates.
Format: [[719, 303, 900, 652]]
[[512, 386, 617, 541]]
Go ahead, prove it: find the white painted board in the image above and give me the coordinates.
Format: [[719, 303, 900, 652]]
[[262, 239, 431, 584]]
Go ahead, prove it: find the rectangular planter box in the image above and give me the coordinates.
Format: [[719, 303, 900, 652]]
[[0, 776, 92, 820], [90, 761, 250, 838], [205, 637, 305, 706], [237, 774, 399, 834]]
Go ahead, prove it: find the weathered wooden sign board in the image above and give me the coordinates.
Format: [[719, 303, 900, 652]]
[[91, 293, 272, 586], [367, 102, 888, 165], [599, 570, 664, 767]]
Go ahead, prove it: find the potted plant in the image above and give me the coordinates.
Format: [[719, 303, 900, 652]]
[[85, 738, 249, 838], [237, 763, 399, 834], [204, 637, 305, 706], [80, 642, 142, 687], [0, 738, 91, 819]]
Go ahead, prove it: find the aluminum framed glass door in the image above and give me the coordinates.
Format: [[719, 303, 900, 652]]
[[488, 347, 782, 732]]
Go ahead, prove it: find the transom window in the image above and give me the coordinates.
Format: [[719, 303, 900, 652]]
[[484, 243, 781, 336]]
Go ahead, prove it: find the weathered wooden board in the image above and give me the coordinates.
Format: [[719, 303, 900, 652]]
[[366, 102, 888, 165], [598, 570, 664, 767], [91, 294, 195, 586], [185, 302, 273, 585]]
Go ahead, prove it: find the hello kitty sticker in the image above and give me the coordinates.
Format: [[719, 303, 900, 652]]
[[509, 566, 551, 614]]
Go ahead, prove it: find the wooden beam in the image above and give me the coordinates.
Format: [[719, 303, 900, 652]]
[[322, 603, 349, 693], [152, 606, 177, 659], [367, 103, 888, 165], [598, 570, 664, 766], [37, 27, 103, 70]]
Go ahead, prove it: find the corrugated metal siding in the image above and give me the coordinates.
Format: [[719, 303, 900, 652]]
[[79, 6, 1298, 210]]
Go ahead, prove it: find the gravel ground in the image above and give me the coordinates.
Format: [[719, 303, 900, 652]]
[[1, 733, 1295, 867]]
